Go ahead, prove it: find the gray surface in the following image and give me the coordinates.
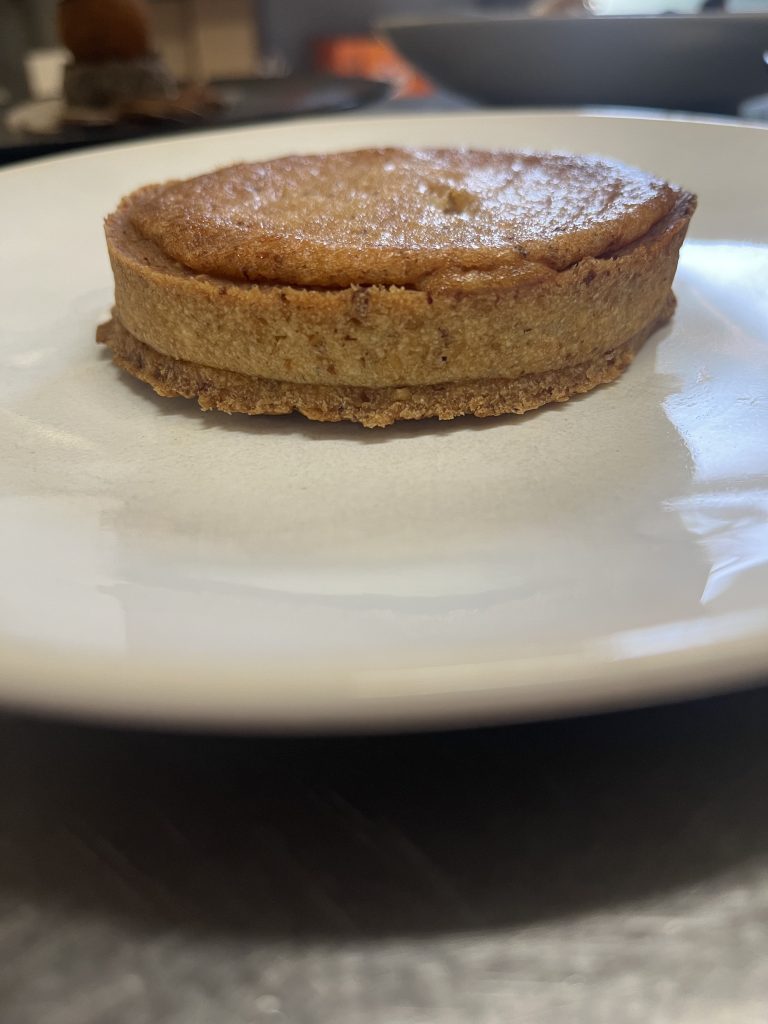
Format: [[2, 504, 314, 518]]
[[1, 685, 768, 1023], [0, 0, 58, 102], [381, 14, 768, 115]]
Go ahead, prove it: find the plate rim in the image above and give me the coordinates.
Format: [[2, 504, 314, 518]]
[[1, 614, 768, 731], [1, 106, 766, 183]]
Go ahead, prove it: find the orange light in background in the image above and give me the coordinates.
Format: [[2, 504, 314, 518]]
[[312, 35, 434, 99]]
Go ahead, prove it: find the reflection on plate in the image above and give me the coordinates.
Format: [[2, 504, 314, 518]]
[[0, 111, 767, 730]]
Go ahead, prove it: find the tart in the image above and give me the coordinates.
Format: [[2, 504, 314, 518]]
[[99, 148, 696, 427]]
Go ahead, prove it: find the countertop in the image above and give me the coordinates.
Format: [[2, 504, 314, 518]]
[[1, 684, 767, 1023]]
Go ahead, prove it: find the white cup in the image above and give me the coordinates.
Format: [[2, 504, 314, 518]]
[[24, 47, 69, 101]]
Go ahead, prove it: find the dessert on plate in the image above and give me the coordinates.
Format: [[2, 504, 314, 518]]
[[99, 147, 696, 427]]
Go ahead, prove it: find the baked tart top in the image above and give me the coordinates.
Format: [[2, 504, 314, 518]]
[[123, 147, 686, 290]]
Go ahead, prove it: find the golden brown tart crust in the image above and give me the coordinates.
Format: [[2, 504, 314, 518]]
[[100, 148, 696, 427], [98, 297, 674, 428]]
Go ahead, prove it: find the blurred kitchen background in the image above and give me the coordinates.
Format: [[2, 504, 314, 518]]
[[1, 0, 767, 161]]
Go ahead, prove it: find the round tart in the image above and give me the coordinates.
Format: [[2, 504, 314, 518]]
[[99, 148, 696, 427]]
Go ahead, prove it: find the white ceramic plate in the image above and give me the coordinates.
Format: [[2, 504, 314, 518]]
[[1, 111, 767, 730]]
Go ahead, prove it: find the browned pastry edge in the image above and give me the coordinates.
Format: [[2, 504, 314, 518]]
[[105, 194, 694, 390], [97, 295, 674, 428]]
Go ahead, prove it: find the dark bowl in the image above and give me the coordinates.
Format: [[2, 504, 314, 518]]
[[379, 12, 768, 115]]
